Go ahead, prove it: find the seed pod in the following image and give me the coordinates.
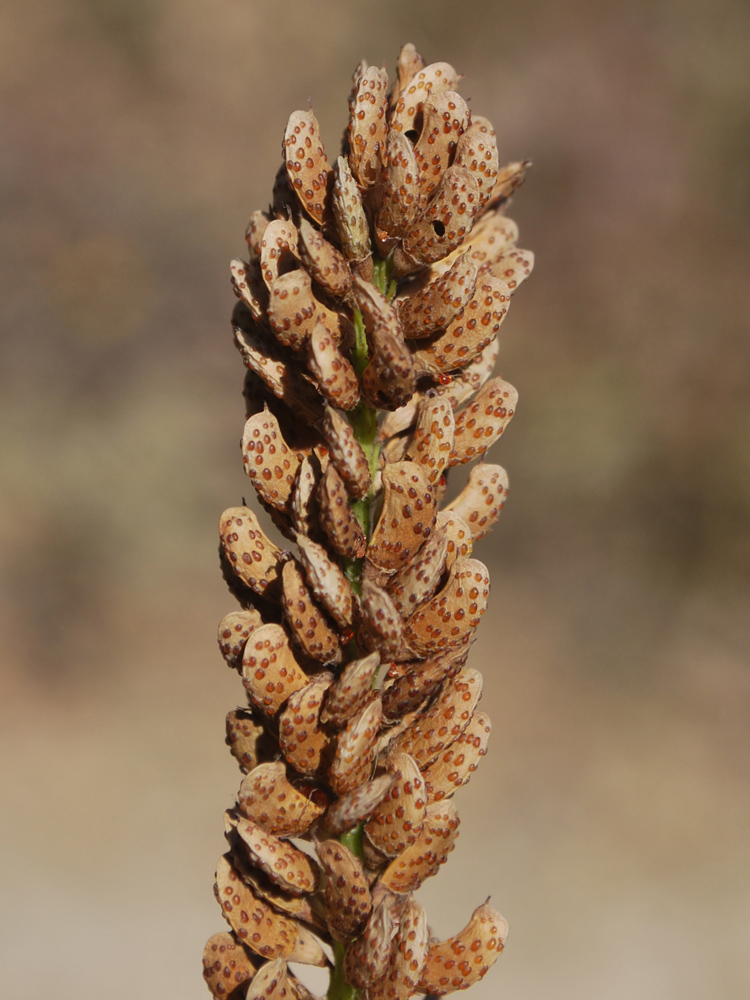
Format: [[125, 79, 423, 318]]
[[365, 752, 426, 857], [214, 854, 298, 959], [489, 247, 535, 291], [321, 405, 372, 500], [436, 212, 518, 276], [226, 709, 267, 773], [417, 901, 508, 995], [435, 511, 473, 568], [379, 395, 420, 440], [394, 42, 425, 93], [361, 321, 417, 412], [445, 463, 509, 540], [281, 560, 342, 665], [241, 408, 300, 511], [320, 651, 380, 727], [296, 534, 354, 628], [287, 925, 328, 967], [375, 130, 423, 249], [344, 892, 404, 989], [232, 817, 320, 895], [368, 897, 430, 1000], [399, 166, 480, 272], [297, 218, 352, 298], [231, 259, 267, 322], [367, 462, 437, 572], [387, 527, 448, 618], [202, 930, 258, 999], [284, 110, 332, 225], [381, 645, 469, 721], [388, 667, 483, 767], [397, 253, 478, 339], [259, 219, 300, 289], [307, 323, 360, 411], [414, 92, 471, 200], [266, 270, 322, 352], [244, 958, 290, 1000], [220, 507, 283, 598], [449, 378, 518, 465], [403, 559, 490, 657], [323, 772, 396, 835], [379, 801, 460, 894], [440, 338, 500, 406], [452, 118, 500, 215], [348, 65, 389, 188], [278, 672, 334, 774], [218, 609, 265, 670], [406, 396, 455, 483], [233, 326, 323, 424], [245, 210, 270, 259], [317, 462, 367, 560], [237, 761, 324, 836], [290, 455, 318, 537], [491, 159, 530, 203], [317, 839, 373, 940], [241, 623, 308, 716], [358, 579, 404, 660], [229, 847, 320, 927], [329, 695, 383, 795], [410, 277, 511, 377], [423, 710, 491, 803], [332, 155, 371, 262], [390, 61, 461, 133]]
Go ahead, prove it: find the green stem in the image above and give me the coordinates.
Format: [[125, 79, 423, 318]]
[[328, 941, 358, 1000]]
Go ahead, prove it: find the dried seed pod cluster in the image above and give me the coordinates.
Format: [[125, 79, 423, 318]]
[[207, 42, 531, 1000]]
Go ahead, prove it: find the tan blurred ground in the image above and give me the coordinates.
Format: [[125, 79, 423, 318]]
[[1, 1, 749, 997]]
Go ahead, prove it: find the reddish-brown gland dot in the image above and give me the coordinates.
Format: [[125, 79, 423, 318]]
[[438, 373, 453, 385], [417, 901, 509, 995]]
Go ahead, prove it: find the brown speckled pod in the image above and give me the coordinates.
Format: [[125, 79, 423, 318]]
[[414, 92, 471, 200], [390, 62, 461, 133], [332, 155, 371, 263], [348, 65, 389, 188], [367, 462, 437, 572], [449, 377, 518, 465], [307, 323, 360, 411], [230, 816, 320, 895], [220, 507, 283, 598], [322, 405, 372, 500], [422, 710, 491, 803], [344, 892, 405, 989], [365, 752, 426, 856], [243, 958, 291, 1000], [237, 762, 324, 836], [329, 695, 383, 795], [320, 651, 380, 728], [296, 535, 354, 628], [218, 609, 264, 670], [297, 218, 352, 298], [396, 252, 478, 339], [403, 558, 490, 656], [317, 462, 367, 560], [406, 396, 455, 483], [214, 854, 299, 959], [368, 897, 430, 1000], [225, 709, 267, 773], [379, 801, 460, 893], [241, 623, 308, 715], [203, 930, 259, 999], [387, 527, 448, 617], [445, 463, 509, 540], [318, 838, 373, 940], [281, 559, 342, 665], [241, 408, 299, 511], [323, 773, 396, 836], [489, 246, 535, 290], [277, 672, 334, 774], [417, 901, 508, 995], [284, 110, 332, 225]]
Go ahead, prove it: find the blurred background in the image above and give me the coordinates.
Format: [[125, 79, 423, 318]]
[[1, 0, 749, 997]]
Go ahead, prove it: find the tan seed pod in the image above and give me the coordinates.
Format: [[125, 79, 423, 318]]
[[379, 800, 460, 894], [450, 378, 518, 465], [316, 462, 367, 560], [410, 277, 511, 377], [406, 396, 455, 483], [490, 159, 530, 204], [297, 218, 352, 298], [422, 709, 491, 803], [241, 407, 300, 511], [237, 761, 324, 837], [323, 772, 396, 835], [381, 644, 470, 721], [388, 667, 483, 767], [439, 338, 500, 407], [284, 109, 332, 225], [259, 219, 300, 289], [359, 579, 404, 661], [246, 210, 271, 260], [452, 118, 500, 214], [287, 925, 328, 967], [332, 155, 372, 262], [267, 270, 323, 352], [379, 394, 420, 441], [329, 695, 383, 795], [488, 247, 535, 290], [414, 92, 471, 200], [231, 259, 267, 322], [394, 42, 425, 93], [320, 651, 380, 728], [202, 930, 259, 999], [390, 61, 461, 133], [387, 527, 448, 616], [445, 463, 509, 540], [368, 897, 430, 1000], [352, 274, 401, 332], [229, 847, 320, 927], [214, 854, 297, 959], [226, 709, 267, 773], [233, 326, 323, 424], [403, 559, 490, 657], [220, 507, 283, 598], [296, 534, 354, 628], [361, 321, 417, 412], [306, 323, 360, 411], [218, 609, 265, 670], [348, 65, 389, 188], [375, 129, 423, 249], [435, 511, 474, 568], [321, 405, 372, 500], [317, 838, 373, 940], [367, 462, 437, 572], [435, 211, 519, 276], [365, 752, 426, 856], [399, 166, 480, 272], [281, 559, 342, 665], [232, 817, 320, 895], [278, 672, 334, 774], [290, 455, 318, 537], [417, 901, 508, 995], [243, 958, 291, 1000], [241, 623, 308, 715], [397, 253, 478, 339], [344, 892, 404, 989]]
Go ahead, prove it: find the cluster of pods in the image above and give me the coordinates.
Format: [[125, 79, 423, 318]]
[[204, 43, 532, 1000]]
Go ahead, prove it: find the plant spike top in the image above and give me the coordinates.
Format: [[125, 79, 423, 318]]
[[206, 42, 533, 1000]]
